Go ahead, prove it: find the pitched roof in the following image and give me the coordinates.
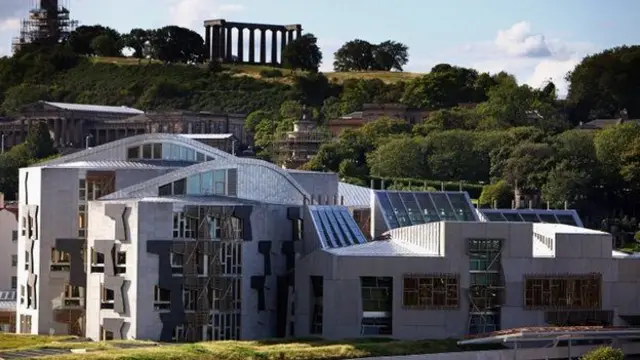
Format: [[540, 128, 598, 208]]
[[41, 101, 144, 115]]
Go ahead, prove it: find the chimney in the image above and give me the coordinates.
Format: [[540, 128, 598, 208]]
[[0, 192, 4, 208]]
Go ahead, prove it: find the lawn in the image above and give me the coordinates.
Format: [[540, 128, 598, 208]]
[[0, 335, 502, 360], [0, 333, 76, 350], [90, 56, 423, 84], [0, 333, 156, 353]]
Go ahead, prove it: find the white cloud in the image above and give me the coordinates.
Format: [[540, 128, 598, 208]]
[[410, 21, 599, 97], [168, 0, 245, 30], [0, 18, 20, 32]]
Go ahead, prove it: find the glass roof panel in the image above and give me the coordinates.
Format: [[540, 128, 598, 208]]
[[520, 213, 541, 222], [502, 212, 524, 222], [336, 208, 367, 245], [324, 209, 346, 247], [317, 210, 338, 248], [484, 212, 508, 221], [414, 193, 441, 223], [309, 205, 369, 249], [386, 192, 412, 227], [537, 213, 559, 223], [448, 193, 477, 221], [556, 214, 578, 226], [399, 193, 425, 225], [375, 192, 400, 229], [430, 193, 458, 221], [309, 209, 329, 248]]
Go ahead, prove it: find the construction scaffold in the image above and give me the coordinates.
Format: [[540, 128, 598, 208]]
[[12, 0, 78, 53]]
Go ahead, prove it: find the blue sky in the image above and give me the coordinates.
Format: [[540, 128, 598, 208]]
[[1, 0, 639, 95]]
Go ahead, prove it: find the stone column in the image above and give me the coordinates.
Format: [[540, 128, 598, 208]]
[[218, 26, 226, 61], [226, 27, 233, 61], [271, 30, 278, 65], [280, 29, 287, 56], [211, 26, 219, 59], [248, 28, 255, 63], [296, 27, 302, 39], [53, 118, 61, 146], [61, 118, 67, 146], [259, 29, 266, 64], [237, 27, 244, 62], [204, 26, 211, 61], [288, 30, 294, 43]]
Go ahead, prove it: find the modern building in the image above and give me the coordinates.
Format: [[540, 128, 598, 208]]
[[0, 194, 19, 291], [14, 133, 640, 342], [0, 101, 248, 151]]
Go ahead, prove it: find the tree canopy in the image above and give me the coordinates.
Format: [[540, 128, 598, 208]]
[[333, 39, 409, 71], [282, 33, 323, 72]]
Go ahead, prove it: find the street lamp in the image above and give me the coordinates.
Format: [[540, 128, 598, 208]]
[[1, 133, 5, 154], [85, 134, 93, 149]]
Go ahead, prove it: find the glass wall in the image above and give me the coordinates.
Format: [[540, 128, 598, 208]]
[[480, 209, 583, 227], [159, 170, 230, 196], [127, 143, 214, 163]]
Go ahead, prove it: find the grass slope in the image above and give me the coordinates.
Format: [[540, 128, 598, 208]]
[[91, 57, 423, 84], [0, 334, 501, 360]]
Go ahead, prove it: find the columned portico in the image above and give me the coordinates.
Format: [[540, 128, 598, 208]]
[[203, 19, 302, 65]]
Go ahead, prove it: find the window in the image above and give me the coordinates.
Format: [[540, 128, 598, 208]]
[[524, 274, 601, 309], [207, 216, 221, 240], [142, 143, 153, 159], [152, 143, 163, 159], [172, 325, 185, 342], [11, 255, 17, 267], [196, 252, 208, 276], [173, 179, 186, 195], [90, 248, 105, 273], [403, 274, 459, 309], [127, 146, 139, 160], [116, 251, 126, 274], [63, 284, 84, 307], [11, 276, 17, 290], [24, 251, 29, 270], [213, 170, 226, 194], [170, 252, 184, 275], [360, 277, 392, 335], [78, 204, 87, 238], [100, 327, 114, 341], [173, 212, 196, 238], [11, 230, 18, 242], [51, 249, 71, 272], [154, 286, 171, 311], [101, 285, 115, 309], [20, 286, 25, 304], [183, 287, 197, 311]]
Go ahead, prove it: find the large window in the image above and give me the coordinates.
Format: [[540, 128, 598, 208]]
[[173, 212, 197, 238], [360, 277, 392, 335], [402, 274, 459, 309], [524, 274, 602, 309], [51, 249, 71, 272], [126, 143, 213, 162], [154, 286, 171, 311], [160, 170, 234, 196], [63, 284, 84, 307]]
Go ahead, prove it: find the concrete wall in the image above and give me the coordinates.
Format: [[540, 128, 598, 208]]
[[296, 221, 640, 340], [0, 209, 18, 290]]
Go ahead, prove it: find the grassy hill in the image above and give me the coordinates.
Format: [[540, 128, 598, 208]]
[[91, 57, 424, 84]]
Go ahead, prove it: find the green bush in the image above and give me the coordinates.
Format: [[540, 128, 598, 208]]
[[581, 346, 624, 360], [259, 69, 284, 78]]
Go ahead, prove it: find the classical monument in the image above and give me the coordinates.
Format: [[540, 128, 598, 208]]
[[203, 19, 302, 65], [0, 101, 248, 152], [274, 106, 332, 169]]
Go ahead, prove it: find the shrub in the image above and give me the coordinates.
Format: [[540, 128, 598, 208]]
[[581, 346, 624, 360]]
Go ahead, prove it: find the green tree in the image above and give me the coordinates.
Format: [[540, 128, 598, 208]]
[[282, 33, 322, 72], [478, 180, 513, 208], [502, 142, 554, 192], [91, 35, 122, 57], [123, 28, 150, 59], [68, 25, 121, 56], [594, 122, 640, 177], [367, 136, 428, 179], [333, 39, 376, 71], [0, 144, 31, 200], [25, 120, 57, 159], [1, 84, 51, 115], [422, 130, 487, 182], [581, 346, 624, 360], [149, 26, 205, 63], [413, 107, 479, 135], [402, 65, 483, 109], [371, 40, 409, 71], [567, 45, 640, 122]]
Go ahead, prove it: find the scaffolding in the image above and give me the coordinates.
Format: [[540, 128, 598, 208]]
[[171, 205, 243, 342], [273, 129, 332, 169], [12, 0, 78, 53], [467, 238, 504, 335]]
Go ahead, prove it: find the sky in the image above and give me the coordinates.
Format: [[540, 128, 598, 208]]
[[1, 0, 639, 96]]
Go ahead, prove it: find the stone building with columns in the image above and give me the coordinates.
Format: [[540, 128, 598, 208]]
[[0, 101, 249, 152], [203, 19, 302, 65]]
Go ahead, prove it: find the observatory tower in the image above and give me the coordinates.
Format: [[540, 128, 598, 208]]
[[12, 0, 78, 52]]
